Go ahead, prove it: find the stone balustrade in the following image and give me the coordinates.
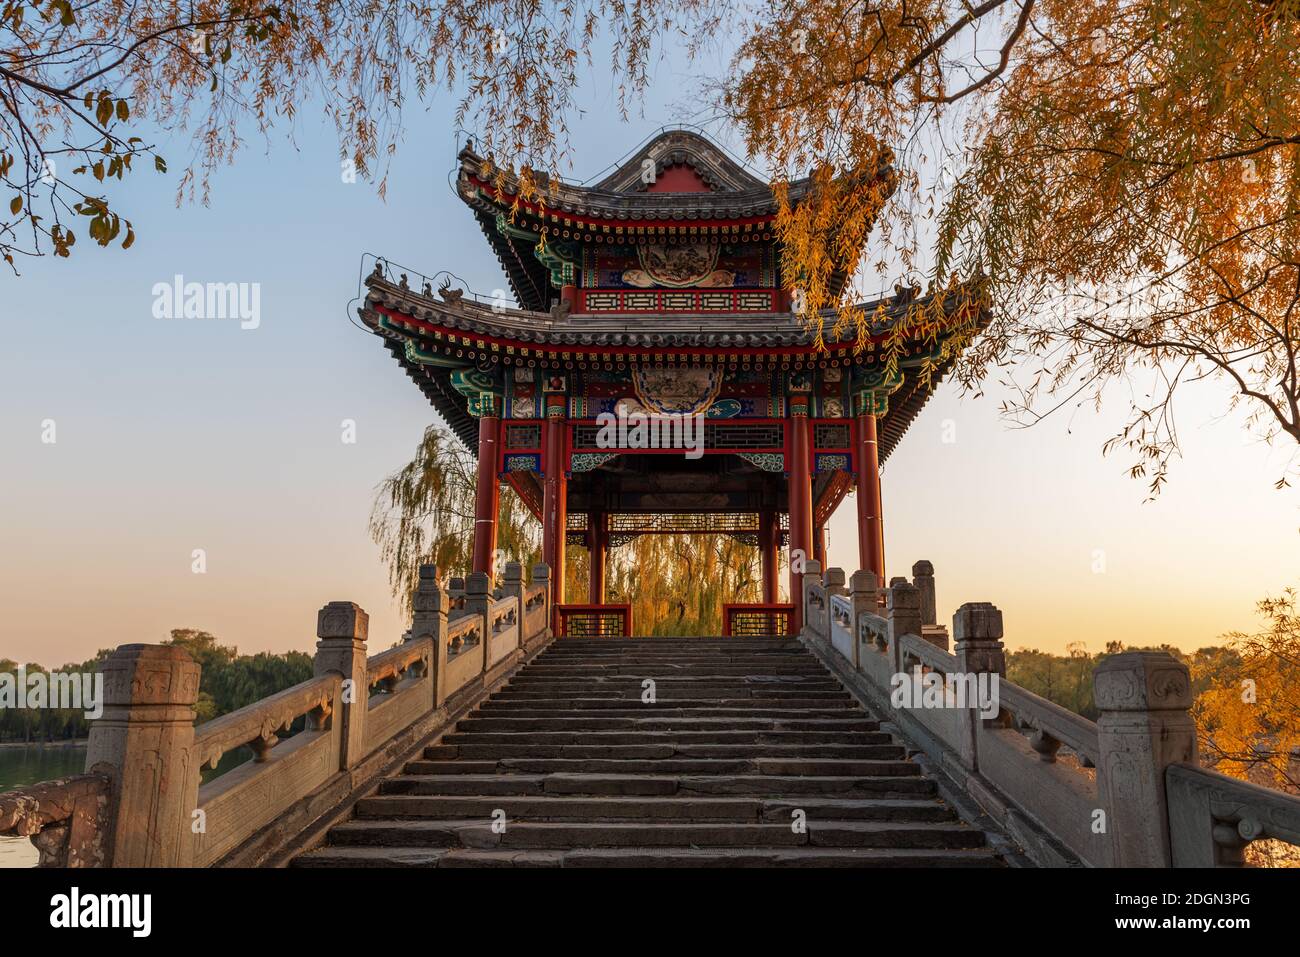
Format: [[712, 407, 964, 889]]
[[1167, 763, 1300, 866], [800, 560, 1300, 868], [0, 773, 110, 867], [0, 562, 553, 868]]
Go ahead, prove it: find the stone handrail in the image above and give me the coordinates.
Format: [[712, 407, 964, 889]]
[[0, 773, 111, 867], [491, 596, 518, 633], [897, 631, 958, 675], [1167, 763, 1300, 866], [9, 562, 553, 868], [829, 593, 854, 661], [362, 636, 434, 758], [523, 582, 547, 639], [366, 639, 431, 689], [195, 674, 339, 770], [801, 562, 1211, 868], [448, 610, 482, 651], [997, 680, 1100, 767]]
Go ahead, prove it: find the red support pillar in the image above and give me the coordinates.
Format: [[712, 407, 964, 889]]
[[542, 400, 568, 610], [856, 411, 885, 585], [813, 523, 827, 569], [588, 511, 606, 604], [787, 410, 813, 633], [759, 510, 778, 605], [471, 411, 501, 579]]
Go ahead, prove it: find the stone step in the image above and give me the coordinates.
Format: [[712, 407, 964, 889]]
[[527, 655, 823, 664], [403, 757, 920, 776], [520, 665, 829, 676], [379, 773, 938, 797], [440, 729, 890, 746], [456, 716, 879, 733], [290, 634, 1000, 868], [503, 680, 848, 693], [470, 706, 860, 720], [354, 795, 954, 823], [477, 697, 858, 711], [546, 639, 793, 648], [490, 689, 853, 700], [325, 818, 985, 850], [293, 845, 1002, 868], [424, 743, 903, 761]]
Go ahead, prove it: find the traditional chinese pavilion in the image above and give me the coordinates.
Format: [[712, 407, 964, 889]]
[[358, 130, 981, 633]]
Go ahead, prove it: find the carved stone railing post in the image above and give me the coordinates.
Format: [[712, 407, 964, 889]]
[[848, 570, 878, 669], [800, 559, 823, 639], [466, 571, 492, 671], [952, 602, 1006, 771], [84, 644, 201, 867], [411, 564, 449, 707], [885, 579, 921, 675], [532, 563, 552, 638], [1095, 652, 1196, 867], [314, 601, 369, 772], [913, 561, 936, 626]]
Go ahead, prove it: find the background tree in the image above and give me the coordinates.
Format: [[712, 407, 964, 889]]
[[1192, 588, 1300, 865], [369, 424, 541, 615], [369, 425, 778, 631], [725, 0, 1300, 489], [0, 0, 704, 268], [9, 1, 1297, 486]]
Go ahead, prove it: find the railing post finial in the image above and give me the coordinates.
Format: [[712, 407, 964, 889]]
[[825, 566, 847, 597], [953, 602, 1006, 678]]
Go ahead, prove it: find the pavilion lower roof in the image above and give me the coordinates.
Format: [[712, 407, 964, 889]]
[[358, 271, 982, 463]]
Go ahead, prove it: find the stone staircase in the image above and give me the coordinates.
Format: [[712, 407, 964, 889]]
[[293, 637, 1003, 867]]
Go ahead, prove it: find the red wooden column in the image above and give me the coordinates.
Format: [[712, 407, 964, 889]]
[[787, 408, 813, 633], [541, 397, 568, 608], [759, 510, 779, 604], [471, 409, 501, 579], [856, 409, 886, 585], [588, 511, 606, 604]]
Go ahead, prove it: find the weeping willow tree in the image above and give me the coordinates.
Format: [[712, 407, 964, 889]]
[[605, 533, 777, 636], [369, 425, 540, 616], [370, 424, 774, 632]]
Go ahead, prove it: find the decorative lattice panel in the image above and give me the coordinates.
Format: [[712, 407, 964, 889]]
[[505, 423, 542, 449], [814, 423, 851, 449]]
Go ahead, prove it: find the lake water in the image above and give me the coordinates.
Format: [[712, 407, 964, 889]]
[[0, 741, 254, 868], [0, 744, 88, 869]]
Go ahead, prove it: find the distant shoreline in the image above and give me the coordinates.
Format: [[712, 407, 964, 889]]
[[0, 740, 87, 750]]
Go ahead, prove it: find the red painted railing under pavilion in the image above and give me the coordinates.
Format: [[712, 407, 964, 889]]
[[555, 604, 634, 637], [722, 603, 796, 637]]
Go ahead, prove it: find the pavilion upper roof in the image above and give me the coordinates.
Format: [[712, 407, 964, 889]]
[[456, 129, 893, 224]]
